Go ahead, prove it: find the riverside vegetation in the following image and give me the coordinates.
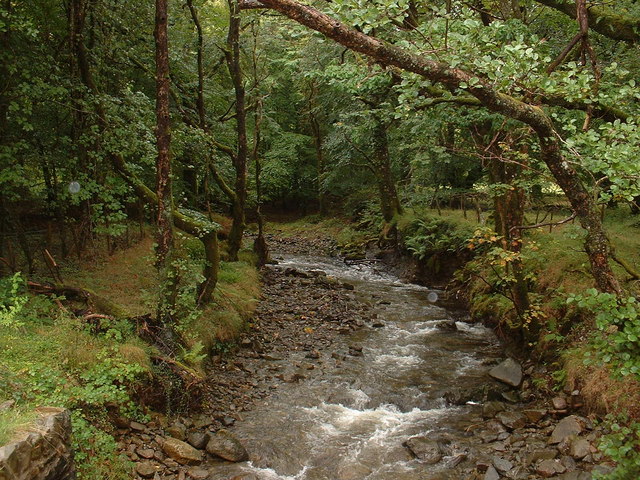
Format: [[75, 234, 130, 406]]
[[1, 0, 640, 479]]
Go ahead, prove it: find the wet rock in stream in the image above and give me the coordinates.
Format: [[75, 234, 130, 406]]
[[206, 430, 249, 462], [403, 436, 444, 464]]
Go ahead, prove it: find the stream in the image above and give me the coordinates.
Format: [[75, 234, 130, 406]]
[[207, 254, 504, 480]]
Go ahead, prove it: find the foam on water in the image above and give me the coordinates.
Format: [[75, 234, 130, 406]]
[[302, 402, 450, 434], [239, 464, 310, 480], [454, 353, 486, 374], [383, 321, 440, 340], [373, 353, 423, 366], [455, 320, 493, 336]]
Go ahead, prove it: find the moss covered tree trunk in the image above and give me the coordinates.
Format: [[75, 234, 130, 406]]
[[488, 156, 531, 327]]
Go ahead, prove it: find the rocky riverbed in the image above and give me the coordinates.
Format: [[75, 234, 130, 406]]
[[116, 234, 615, 480]]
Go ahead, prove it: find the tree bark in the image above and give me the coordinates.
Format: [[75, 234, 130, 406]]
[[252, 98, 270, 266], [241, 0, 621, 295], [0, 0, 10, 136], [488, 150, 531, 322], [155, 0, 176, 321], [225, 0, 248, 261], [309, 112, 328, 216], [69, 0, 94, 254], [249, 24, 270, 266], [372, 117, 403, 224], [155, 0, 173, 268]]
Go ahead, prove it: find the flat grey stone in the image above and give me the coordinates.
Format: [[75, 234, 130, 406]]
[[484, 465, 500, 480], [496, 411, 527, 430], [489, 358, 522, 387], [550, 416, 583, 444], [206, 430, 248, 462], [569, 437, 591, 459]]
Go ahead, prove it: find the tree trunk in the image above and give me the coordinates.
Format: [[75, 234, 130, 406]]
[[0, 0, 9, 137], [372, 117, 403, 224], [488, 156, 531, 323], [155, 0, 177, 321], [69, 0, 95, 254], [252, 99, 270, 266], [225, 0, 248, 261], [198, 231, 219, 305], [310, 113, 327, 216]]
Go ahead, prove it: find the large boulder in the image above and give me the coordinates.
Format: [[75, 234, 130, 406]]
[[489, 358, 523, 387], [161, 437, 203, 465], [206, 430, 249, 462]]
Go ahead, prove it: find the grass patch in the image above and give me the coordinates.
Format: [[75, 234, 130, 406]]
[[565, 351, 640, 419], [266, 215, 351, 240], [181, 258, 260, 358], [70, 236, 157, 317], [0, 408, 37, 445]]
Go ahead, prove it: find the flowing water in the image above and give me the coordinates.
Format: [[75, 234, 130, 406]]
[[207, 254, 504, 480]]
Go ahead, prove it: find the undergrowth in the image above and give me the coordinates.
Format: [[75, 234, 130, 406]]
[[0, 231, 261, 479]]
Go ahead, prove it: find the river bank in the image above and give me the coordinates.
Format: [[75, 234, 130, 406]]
[[116, 232, 615, 480]]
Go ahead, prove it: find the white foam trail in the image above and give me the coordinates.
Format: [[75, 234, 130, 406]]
[[455, 321, 492, 336], [302, 402, 451, 433], [374, 353, 423, 366], [347, 387, 371, 409], [454, 353, 485, 374], [241, 464, 309, 480], [384, 322, 439, 339]]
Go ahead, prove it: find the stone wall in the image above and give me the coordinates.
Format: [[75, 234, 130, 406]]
[[0, 407, 75, 480]]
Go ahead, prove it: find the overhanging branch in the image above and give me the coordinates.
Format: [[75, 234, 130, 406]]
[[534, 0, 640, 43]]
